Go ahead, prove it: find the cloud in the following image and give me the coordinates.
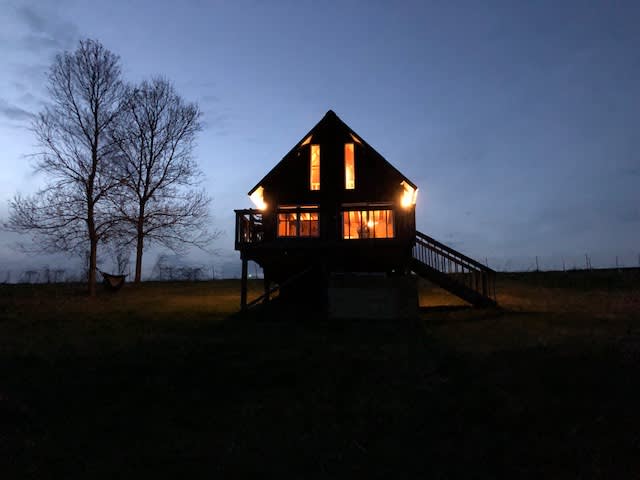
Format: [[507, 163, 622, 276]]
[[201, 94, 221, 104], [14, 4, 48, 32], [13, 3, 79, 53], [0, 98, 34, 121], [0, 2, 80, 124], [202, 112, 230, 136]]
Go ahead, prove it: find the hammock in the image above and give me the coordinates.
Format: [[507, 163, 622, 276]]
[[99, 270, 127, 291]]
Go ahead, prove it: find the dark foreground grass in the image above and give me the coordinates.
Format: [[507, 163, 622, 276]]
[[1, 274, 640, 478]]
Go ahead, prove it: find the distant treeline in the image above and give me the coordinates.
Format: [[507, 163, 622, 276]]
[[1, 264, 638, 285]]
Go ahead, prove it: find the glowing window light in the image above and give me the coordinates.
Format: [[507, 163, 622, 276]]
[[342, 210, 394, 239], [310, 144, 320, 190], [300, 134, 313, 146], [277, 209, 320, 237], [344, 143, 355, 190], [400, 181, 418, 208], [249, 186, 267, 210]]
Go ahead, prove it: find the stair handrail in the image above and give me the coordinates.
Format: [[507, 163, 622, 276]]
[[415, 230, 495, 274], [413, 230, 497, 304], [245, 265, 315, 310]]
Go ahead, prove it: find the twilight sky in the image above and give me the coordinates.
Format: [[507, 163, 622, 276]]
[[1, 0, 639, 276]]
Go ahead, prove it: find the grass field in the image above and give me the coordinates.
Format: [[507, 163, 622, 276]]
[[1, 271, 639, 478]]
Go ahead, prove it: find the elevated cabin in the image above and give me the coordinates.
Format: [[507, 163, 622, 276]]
[[235, 110, 496, 314]]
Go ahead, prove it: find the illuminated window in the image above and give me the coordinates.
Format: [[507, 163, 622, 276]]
[[310, 144, 320, 190], [299, 212, 319, 237], [277, 206, 319, 238], [342, 210, 394, 239], [344, 143, 355, 189], [278, 212, 298, 237]]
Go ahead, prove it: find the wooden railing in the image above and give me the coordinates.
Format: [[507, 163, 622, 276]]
[[235, 209, 264, 249], [413, 230, 497, 303]]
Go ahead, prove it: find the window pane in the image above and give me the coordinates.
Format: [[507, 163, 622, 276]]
[[310, 144, 320, 190], [310, 217, 319, 237], [299, 212, 311, 236], [278, 214, 287, 237], [373, 210, 386, 238], [344, 143, 355, 189], [342, 211, 350, 239], [342, 209, 394, 239], [278, 212, 297, 237], [360, 210, 372, 239], [303, 212, 319, 237], [350, 211, 361, 239], [279, 209, 318, 238]]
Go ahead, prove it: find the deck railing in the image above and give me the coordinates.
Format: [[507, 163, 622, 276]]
[[235, 209, 264, 249], [413, 230, 497, 302]]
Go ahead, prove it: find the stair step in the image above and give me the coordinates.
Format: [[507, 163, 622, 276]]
[[413, 231, 497, 307]]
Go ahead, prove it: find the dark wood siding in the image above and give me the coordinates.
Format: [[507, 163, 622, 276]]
[[239, 110, 417, 281]]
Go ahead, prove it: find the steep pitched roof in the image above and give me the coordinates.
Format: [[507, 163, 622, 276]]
[[248, 110, 417, 195]]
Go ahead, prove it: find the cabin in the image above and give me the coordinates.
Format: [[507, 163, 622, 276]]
[[235, 110, 496, 317]]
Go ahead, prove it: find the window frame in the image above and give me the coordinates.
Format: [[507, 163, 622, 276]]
[[277, 205, 320, 238], [310, 144, 320, 191], [344, 143, 355, 190], [341, 206, 395, 240]]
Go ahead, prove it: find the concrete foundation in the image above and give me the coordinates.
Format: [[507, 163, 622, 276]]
[[328, 273, 418, 319]]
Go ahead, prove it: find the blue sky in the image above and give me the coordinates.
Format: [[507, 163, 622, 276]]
[[1, 0, 639, 276]]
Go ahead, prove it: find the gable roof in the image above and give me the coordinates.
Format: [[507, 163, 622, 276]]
[[248, 110, 417, 195]]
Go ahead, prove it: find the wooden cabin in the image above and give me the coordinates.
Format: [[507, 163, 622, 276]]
[[235, 110, 496, 315]]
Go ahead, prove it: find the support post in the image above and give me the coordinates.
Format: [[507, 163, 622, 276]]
[[263, 271, 270, 303], [241, 256, 248, 311]]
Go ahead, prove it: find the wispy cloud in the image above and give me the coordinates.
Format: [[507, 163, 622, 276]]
[[0, 98, 34, 121], [202, 112, 230, 136], [0, 1, 81, 126], [13, 2, 79, 53]]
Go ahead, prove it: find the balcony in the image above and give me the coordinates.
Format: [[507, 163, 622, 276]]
[[235, 209, 264, 250]]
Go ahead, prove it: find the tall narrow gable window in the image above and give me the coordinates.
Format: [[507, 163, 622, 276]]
[[344, 143, 355, 189], [310, 144, 320, 190]]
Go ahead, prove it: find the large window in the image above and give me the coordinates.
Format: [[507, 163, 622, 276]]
[[310, 144, 320, 190], [344, 143, 355, 189], [278, 212, 298, 237], [342, 210, 394, 239], [278, 206, 319, 238]]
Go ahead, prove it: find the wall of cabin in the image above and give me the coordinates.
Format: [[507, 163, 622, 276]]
[[242, 111, 417, 281]]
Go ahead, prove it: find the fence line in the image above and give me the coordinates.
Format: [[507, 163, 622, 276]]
[[1, 254, 638, 284]]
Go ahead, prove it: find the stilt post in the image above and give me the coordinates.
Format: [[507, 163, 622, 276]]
[[241, 255, 248, 311], [263, 272, 270, 303]]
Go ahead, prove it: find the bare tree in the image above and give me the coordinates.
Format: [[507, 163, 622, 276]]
[[110, 77, 216, 283], [4, 39, 125, 296]]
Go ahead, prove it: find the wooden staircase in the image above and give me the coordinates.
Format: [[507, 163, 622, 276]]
[[243, 266, 315, 311], [412, 231, 497, 307]]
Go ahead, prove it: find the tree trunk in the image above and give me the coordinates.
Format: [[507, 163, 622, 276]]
[[87, 199, 98, 297], [88, 237, 98, 297], [134, 219, 144, 283]]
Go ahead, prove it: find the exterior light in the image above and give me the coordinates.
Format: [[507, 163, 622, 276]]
[[249, 186, 267, 210], [400, 181, 418, 208]]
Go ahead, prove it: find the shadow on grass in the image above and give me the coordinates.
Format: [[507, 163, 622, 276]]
[[2, 285, 640, 477], [419, 304, 473, 314]]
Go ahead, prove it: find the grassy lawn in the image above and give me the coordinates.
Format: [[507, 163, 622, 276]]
[[1, 272, 639, 478]]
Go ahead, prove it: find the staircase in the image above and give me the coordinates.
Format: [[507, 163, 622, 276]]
[[412, 231, 497, 307], [244, 266, 315, 311]]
